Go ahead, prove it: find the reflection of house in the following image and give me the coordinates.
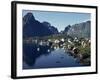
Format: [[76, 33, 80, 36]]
[[32, 39, 38, 44], [37, 47, 40, 51], [39, 41, 47, 46]]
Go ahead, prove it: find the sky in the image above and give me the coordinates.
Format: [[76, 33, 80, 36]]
[[23, 10, 91, 32]]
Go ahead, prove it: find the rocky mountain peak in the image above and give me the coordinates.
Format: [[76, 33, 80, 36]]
[[23, 12, 35, 25]]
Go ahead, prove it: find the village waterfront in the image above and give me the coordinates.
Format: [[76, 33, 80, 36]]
[[23, 35, 91, 69]]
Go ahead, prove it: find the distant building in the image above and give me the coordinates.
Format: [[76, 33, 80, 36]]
[[54, 39, 60, 44]]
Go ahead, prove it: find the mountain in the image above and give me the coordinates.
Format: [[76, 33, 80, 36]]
[[23, 13, 58, 38], [23, 12, 90, 39], [64, 21, 91, 38], [42, 21, 58, 34], [63, 25, 71, 34]]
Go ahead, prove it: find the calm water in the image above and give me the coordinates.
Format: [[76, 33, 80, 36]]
[[23, 44, 82, 69]]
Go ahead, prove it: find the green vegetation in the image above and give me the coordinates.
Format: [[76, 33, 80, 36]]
[[78, 44, 90, 55]]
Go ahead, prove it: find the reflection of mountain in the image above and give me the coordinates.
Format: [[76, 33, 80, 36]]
[[23, 44, 52, 67], [63, 21, 91, 38], [23, 13, 58, 38]]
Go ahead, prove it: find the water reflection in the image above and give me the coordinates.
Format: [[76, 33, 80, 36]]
[[23, 44, 53, 65], [23, 43, 82, 69]]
